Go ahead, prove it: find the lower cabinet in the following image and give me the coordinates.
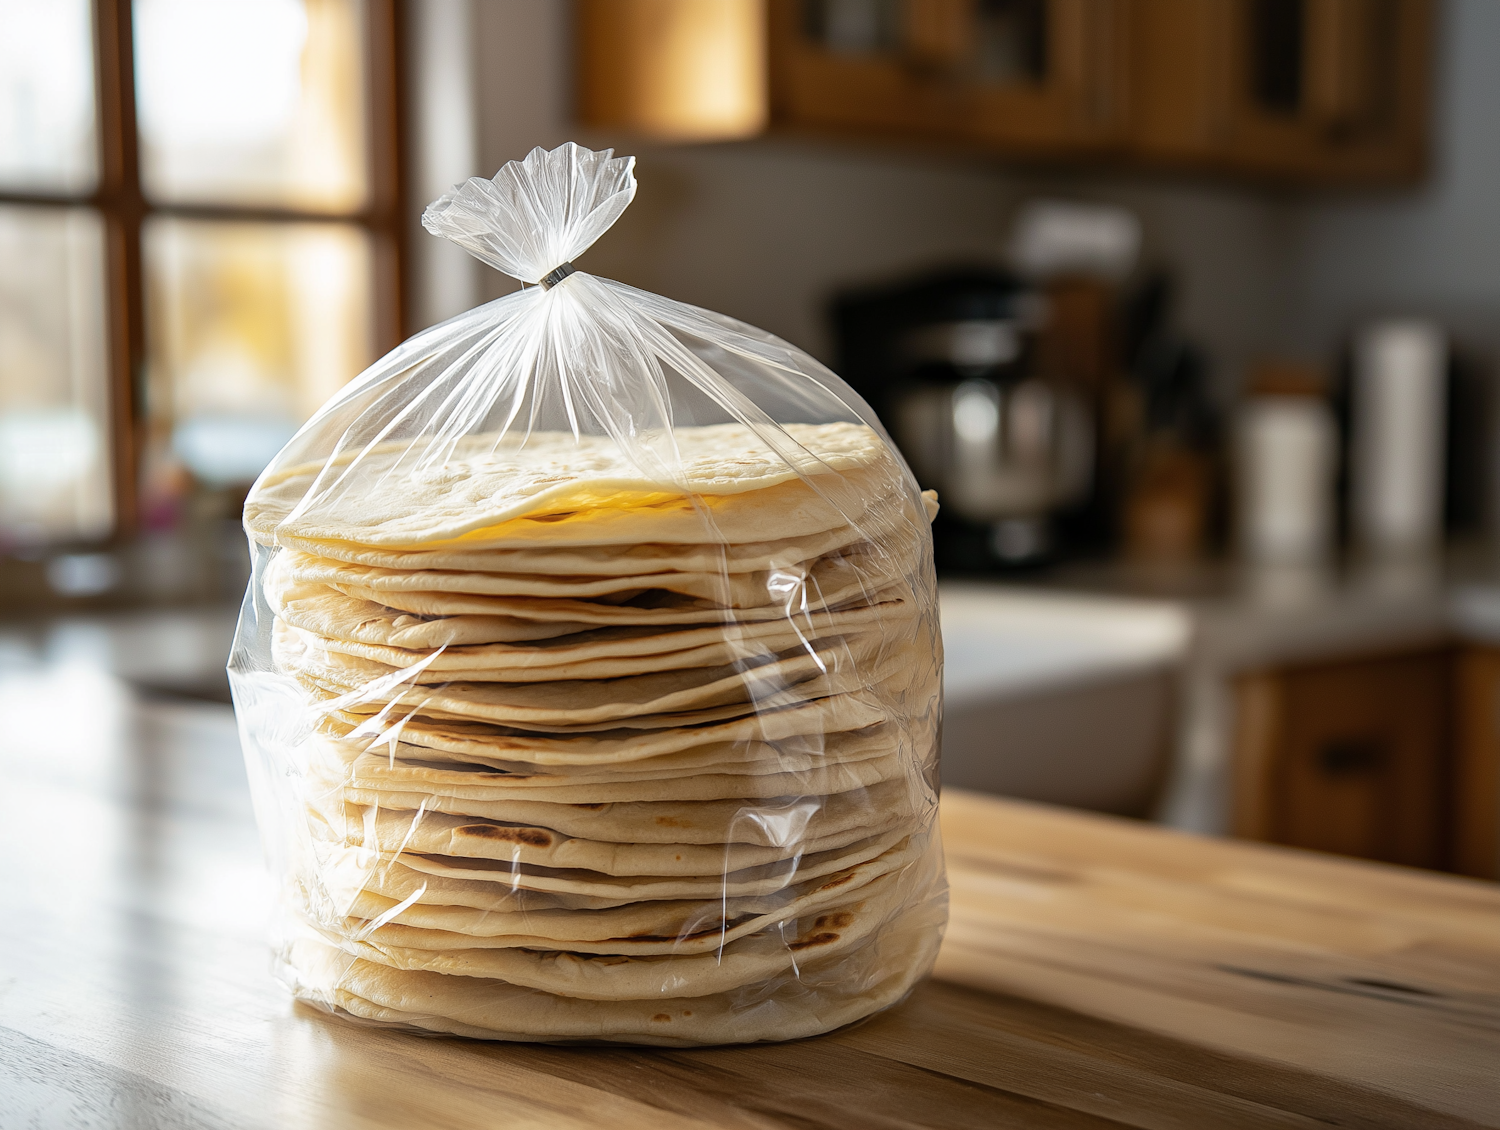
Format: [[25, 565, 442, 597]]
[[1232, 644, 1500, 876], [1453, 646, 1500, 880]]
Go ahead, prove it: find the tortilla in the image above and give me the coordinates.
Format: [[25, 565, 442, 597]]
[[246, 413, 941, 1044], [314, 832, 926, 917], [283, 905, 942, 1045], [279, 552, 802, 607], [273, 593, 913, 681], [270, 512, 892, 576], [246, 422, 900, 548], [316, 557, 910, 626], [315, 693, 889, 767], [309, 790, 908, 875], [308, 750, 913, 844], [311, 822, 914, 903], [307, 737, 903, 804], [277, 630, 902, 726], [339, 881, 901, 998]]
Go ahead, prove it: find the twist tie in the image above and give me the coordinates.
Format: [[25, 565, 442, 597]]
[[540, 262, 577, 290]]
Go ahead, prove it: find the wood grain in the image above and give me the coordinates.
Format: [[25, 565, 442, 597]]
[[1, 664, 1496, 1129], [1121, 0, 1434, 183], [1230, 647, 1452, 867], [1453, 645, 1500, 879]]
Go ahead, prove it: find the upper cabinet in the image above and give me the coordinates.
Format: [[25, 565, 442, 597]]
[[1127, 0, 1434, 182], [769, 0, 1126, 158], [576, 0, 1436, 185]]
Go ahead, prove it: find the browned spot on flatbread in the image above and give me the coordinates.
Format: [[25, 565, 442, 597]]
[[651, 1013, 671, 1023], [817, 872, 856, 892], [569, 803, 608, 812], [456, 824, 553, 847], [654, 816, 691, 828], [788, 931, 841, 951], [812, 911, 855, 929]]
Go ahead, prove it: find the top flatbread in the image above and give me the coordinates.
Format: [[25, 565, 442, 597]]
[[268, 487, 937, 572], [270, 513, 881, 577], [246, 423, 900, 549]]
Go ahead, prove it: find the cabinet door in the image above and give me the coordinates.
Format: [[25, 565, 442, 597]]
[[1453, 646, 1500, 880], [1233, 648, 1449, 868], [1126, 0, 1434, 183], [768, 0, 1126, 156]]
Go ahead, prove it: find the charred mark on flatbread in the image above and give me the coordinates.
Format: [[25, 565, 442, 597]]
[[456, 824, 553, 847], [788, 931, 841, 951]]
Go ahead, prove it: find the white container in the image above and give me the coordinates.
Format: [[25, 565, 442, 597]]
[[1351, 320, 1447, 554], [1236, 396, 1338, 564]]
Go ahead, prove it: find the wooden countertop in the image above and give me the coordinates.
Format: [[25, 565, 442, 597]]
[[2, 664, 1497, 1129]]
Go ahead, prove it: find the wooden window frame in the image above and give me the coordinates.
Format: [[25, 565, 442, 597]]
[[0, 0, 406, 540]]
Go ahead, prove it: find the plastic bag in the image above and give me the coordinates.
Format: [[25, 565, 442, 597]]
[[229, 142, 946, 1045]]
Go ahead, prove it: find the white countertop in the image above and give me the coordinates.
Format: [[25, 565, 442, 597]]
[[949, 546, 1500, 836], [939, 583, 1190, 704]]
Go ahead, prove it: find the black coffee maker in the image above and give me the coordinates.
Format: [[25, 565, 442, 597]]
[[832, 267, 1094, 570]]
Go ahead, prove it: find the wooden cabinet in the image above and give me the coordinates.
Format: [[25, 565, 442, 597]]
[[1232, 643, 1500, 876], [768, 0, 1127, 158], [576, 0, 1435, 185], [1232, 648, 1451, 869], [1127, 0, 1434, 182], [1453, 645, 1500, 879]]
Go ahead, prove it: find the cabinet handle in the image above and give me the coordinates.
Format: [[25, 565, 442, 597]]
[[1318, 738, 1386, 775]]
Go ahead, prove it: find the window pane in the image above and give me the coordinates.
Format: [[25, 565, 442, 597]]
[[0, 0, 99, 193], [144, 218, 374, 489], [134, 0, 368, 211], [0, 206, 113, 544]]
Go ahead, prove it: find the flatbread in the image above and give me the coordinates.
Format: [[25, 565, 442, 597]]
[[247, 417, 940, 1043], [316, 554, 909, 625], [317, 583, 885, 627], [309, 751, 913, 843], [246, 423, 899, 548], [324, 843, 914, 954], [339, 881, 902, 998], [271, 513, 890, 576], [278, 551, 814, 608], [307, 732, 902, 803], [320, 689, 773, 734], [269, 586, 598, 648], [324, 761, 907, 815], [316, 693, 888, 767], [266, 572, 913, 649], [309, 789, 908, 875], [277, 630, 901, 726], [273, 593, 913, 681], [468, 762, 902, 809], [283, 904, 942, 1045], [314, 823, 914, 903], [316, 833, 927, 917]]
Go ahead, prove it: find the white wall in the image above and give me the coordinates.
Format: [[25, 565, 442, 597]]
[[406, 0, 1495, 398], [404, 0, 480, 327], [1288, 0, 1500, 358], [406, 0, 1294, 393]]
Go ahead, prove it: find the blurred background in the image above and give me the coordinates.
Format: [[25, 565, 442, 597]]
[[2, 0, 1497, 880]]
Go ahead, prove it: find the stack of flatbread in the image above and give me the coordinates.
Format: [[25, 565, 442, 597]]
[[243, 422, 946, 1045]]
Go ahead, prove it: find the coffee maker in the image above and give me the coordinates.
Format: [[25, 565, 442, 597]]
[[832, 267, 1095, 569]]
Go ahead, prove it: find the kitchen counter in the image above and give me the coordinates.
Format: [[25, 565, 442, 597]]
[[3, 659, 1497, 1128], [967, 547, 1500, 836]]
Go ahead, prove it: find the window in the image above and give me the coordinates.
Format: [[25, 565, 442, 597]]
[[0, 0, 402, 547]]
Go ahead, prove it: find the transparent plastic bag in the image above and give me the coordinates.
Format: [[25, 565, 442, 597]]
[[229, 143, 946, 1045]]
